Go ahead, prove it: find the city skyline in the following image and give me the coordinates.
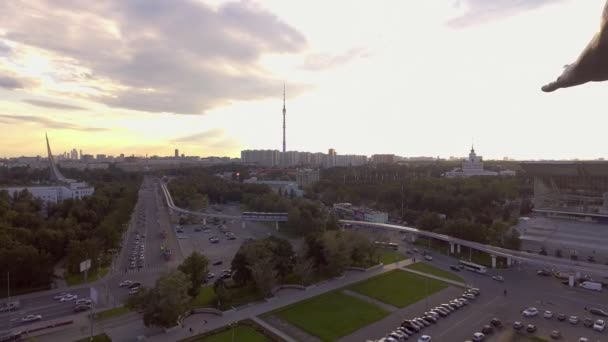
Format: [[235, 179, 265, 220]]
[[2, 1, 608, 160]]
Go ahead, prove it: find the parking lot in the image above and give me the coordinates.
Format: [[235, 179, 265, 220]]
[[174, 205, 302, 282], [338, 225, 608, 341]]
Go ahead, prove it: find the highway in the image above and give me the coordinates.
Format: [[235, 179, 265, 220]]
[[0, 287, 90, 331]]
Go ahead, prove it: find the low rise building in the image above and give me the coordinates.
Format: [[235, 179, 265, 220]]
[[296, 168, 320, 187], [333, 203, 388, 223]]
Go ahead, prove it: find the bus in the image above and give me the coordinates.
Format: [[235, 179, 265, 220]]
[[459, 260, 487, 274], [374, 241, 399, 250], [241, 212, 289, 222]]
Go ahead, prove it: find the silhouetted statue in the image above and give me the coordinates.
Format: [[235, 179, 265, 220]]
[[542, 1, 608, 92]]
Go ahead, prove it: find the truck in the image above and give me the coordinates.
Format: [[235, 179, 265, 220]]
[[580, 281, 602, 291]]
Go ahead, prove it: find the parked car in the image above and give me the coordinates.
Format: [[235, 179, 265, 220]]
[[526, 324, 537, 333], [472, 332, 485, 342], [513, 322, 524, 330], [550, 330, 562, 340], [589, 308, 608, 317], [557, 314, 566, 321], [481, 325, 492, 334], [593, 319, 605, 332], [450, 265, 461, 271], [417, 335, 431, 342], [212, 260, 223, 266], [490, 318, 502, 327], [523, 307, 539, 317], [21, 314, 42, 323], [128, 282, 141, 289], [424, 255, 433, 261], [75, 298, 91, 305], [583, 318, 594, 328], [491, 276, 504, 282], [544, 310, 553, 319], [423, 315, 437, 323], [569, 316, 579, 324], [128, 288, 139, 295]]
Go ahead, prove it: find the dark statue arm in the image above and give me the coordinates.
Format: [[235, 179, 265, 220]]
[[542, 0, 608, 92]]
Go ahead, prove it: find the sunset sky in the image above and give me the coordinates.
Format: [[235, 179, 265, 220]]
[[1, 0, 607, 160]]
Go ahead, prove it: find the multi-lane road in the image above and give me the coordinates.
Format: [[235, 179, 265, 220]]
[[0, 176, 182, 333]]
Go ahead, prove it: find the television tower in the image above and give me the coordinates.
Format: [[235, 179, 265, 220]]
[[282, 83, 286, 153]]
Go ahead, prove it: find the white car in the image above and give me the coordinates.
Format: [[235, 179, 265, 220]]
[[472, 332, 485, 342], [119, 280, 133, 287], [491, 276, 504, 282], [579, 338, 588, 342], [53, 292, 69, 300], [21, 314, 42, 323], [418, 336, 432, 342], [544, 310, 553, 319], [128, 288, 139, 295], [569, 316, 579, 324], [424, 255, 433, 261], [75, 298, 91, 305], [60, 294, 78, 302], [523, 307, 539, 317], [593, 319, 605, 332]]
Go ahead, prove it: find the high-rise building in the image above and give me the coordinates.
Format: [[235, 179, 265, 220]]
[[371, 154, 396, 164], [175, 149, 179, 158], [282, 83, 286, 153], [79, 149, 83, 160]]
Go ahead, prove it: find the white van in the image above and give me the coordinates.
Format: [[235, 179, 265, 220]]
[[579, 281, 602, 291]]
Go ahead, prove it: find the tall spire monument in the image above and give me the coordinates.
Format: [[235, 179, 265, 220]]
[[282, 83, 286, 153]]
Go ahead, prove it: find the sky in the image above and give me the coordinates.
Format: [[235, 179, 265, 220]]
[[1, 0, 608, 160]]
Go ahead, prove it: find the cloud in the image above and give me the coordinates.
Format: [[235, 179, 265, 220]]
[[0, 114, 107, 131], [0, 71, 37, 90], [0, 41, 10, 55], [0, 0, 308, 114], [23, 99, 88, 111], [300, 47, 369, 71], [446, 0, 565, 28], [171, 129, 225, 143]]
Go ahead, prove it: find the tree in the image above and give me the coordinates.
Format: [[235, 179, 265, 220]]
[[129, 270, 190, 328], [415, 211, 442, 232], [248, 257, 277, 298], [502, 229, 521, 251], [321, 231, 350, 276], [178, 252, 209, 297], [293, 256, 314, 285], [213, 278, 229, 308], [325, 212, 339, 231]]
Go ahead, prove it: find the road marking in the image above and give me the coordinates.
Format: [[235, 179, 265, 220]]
[[435, 295, 503, 339]]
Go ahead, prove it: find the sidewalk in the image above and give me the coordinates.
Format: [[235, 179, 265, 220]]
[[143, 260, 413, 342], [399, 267, 469, 287]]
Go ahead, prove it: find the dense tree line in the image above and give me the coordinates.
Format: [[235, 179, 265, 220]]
[[311, 164, 531, 250], [0, 166, 141, 291], [167, 168, 327, 235]]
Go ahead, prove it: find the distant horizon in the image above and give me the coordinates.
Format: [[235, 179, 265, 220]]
[[2, 1, 608, 160]]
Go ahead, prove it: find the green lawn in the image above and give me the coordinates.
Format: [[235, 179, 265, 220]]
[[376, 249, 406, 265], [190, 286, 216, 309], [406, 262, 464, 283], [271, 291, 389, 341], [219, 285, 264, 310], [192, 325, 269, 342], [349, 270, 448, 307], [65, 267, 110, 286], [74, 333, 112, 342], [95, 306, 131, 321]]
